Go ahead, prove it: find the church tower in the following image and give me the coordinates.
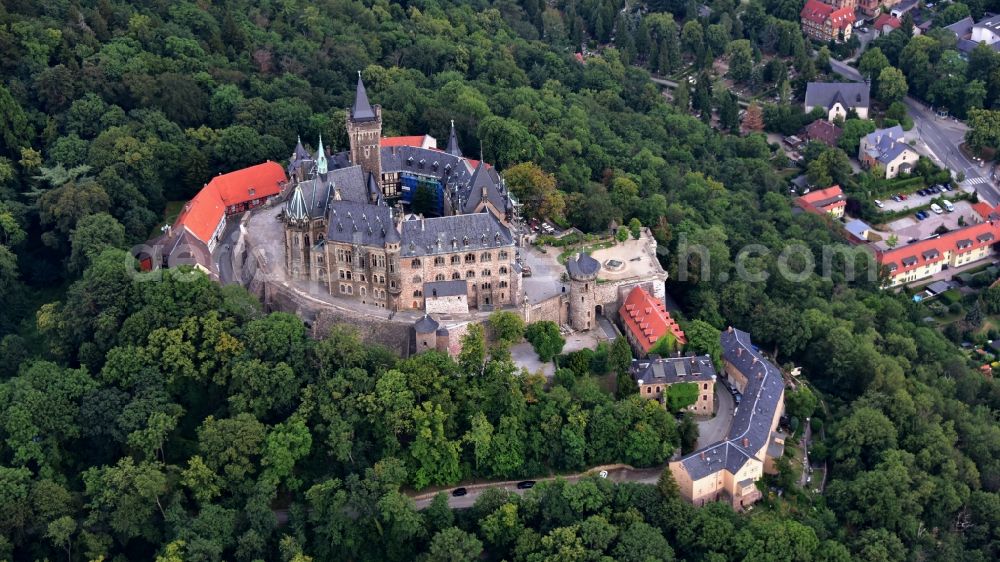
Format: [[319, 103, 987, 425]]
[[346, 72, 382, 182]]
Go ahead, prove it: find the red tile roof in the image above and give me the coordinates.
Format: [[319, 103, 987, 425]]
[[878, 221, 1000, 276], [174, 161, 287, 245], [174, 185, 226, 245], [795, 185, 846, 215], [804, 119, 843, 147], [801, 0, 855, 28], [381, 135, 430, 148], [972, 202, 999, 222], [210, 161, 286, 208], [619, 286, 686, 353], [874, 14, 901, 30]]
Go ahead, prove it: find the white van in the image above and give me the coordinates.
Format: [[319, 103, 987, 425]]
[[930, 203, 944, 214], [942, 200, 955, 212]]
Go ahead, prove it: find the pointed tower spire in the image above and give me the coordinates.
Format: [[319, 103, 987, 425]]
[[446, 119, 462, 157], [351, 71, 376, 121], [316, 135, 328, 174], [287, 184, 308, 221]]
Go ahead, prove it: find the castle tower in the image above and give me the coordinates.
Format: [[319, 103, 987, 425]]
[[413, 314, 440, 352], [316, 134, 328, 175], [284, 184, 311, 280], [446, 119, 462, 157], [346, 72, 382, 181], [385, 207, 402, 310], [566, 252, 601, 331]]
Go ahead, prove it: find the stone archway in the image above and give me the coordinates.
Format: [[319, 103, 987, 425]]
[[595, 304, 603, 317]]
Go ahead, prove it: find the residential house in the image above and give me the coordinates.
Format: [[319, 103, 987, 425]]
[[800, 0, 856, 43], [972, 202, 1000, 223], [795, 185, 847, 218], [618, 285, 686, 357], [803, 119, 843, 148], [805, 82, 870, 121], [140, 161, 287, 273], [844, 218, 872, 244], [890, 0, 919, 18], [859, 0, 900, 18], [859, 125, 919, 179], [878, 221, 1000, 286], [946, 14, 1000, 54], [631, 354, 716, 415], [873, 14, 902, 37], [668, 328, 785, 510]]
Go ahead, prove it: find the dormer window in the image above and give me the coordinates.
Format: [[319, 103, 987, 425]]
[[407, 157, 414, 166]]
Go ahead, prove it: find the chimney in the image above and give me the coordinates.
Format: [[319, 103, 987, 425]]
[[737, 348, 743, 357], [752, 357, 758, 365], [421, 218, 425, 232], [727, 326, 734, 333], [742, 437, 749, 448], [700, 451, 706, 460]]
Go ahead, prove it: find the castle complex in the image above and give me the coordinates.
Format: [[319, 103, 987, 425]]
[[281, 74, 521, 312]]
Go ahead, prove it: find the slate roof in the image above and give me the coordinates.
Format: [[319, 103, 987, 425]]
[[162, 225, 215, 273], [974, 12, 1000, 32], [630, 355, 715, 385], [381, 145, 471, 182], [678, 328, 784, 481], [460, 162, 510, 214], [862, 126, 913, 165], [414, 314, 440, 334], [424, 279, 468, 297], [805, 82, 870, 110], [566, 253, 601, 279], [325, 200, 396, 247], [447, 120, 462, 157], [399, 212, 513, 257], [947, 16, 975, 38], [286, 184, 308, 221], [351, 74, 377, 121]]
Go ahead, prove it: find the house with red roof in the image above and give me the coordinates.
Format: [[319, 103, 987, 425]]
[[381, 135, 437, 150], [800, 0, 855, 43], [795, 185, 846, 218], [873, 14, 902, 37], [971, 202, 1000, 223], [618, 286, 687, 357], [878, 221, 1000, 286], [140, 161, 288, 273]]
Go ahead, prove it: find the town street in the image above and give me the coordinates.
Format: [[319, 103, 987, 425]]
[[828, 59, 1000, 205]]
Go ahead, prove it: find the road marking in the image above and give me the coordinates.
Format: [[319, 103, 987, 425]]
[[962, 177, 988, 186]]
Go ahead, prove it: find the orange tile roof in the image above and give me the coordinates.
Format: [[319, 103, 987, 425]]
[[174, 161, 287, 245], [381, 135, 429, 148], [210, 161, 286, 207], [796, 185, 846, 215], [174, 184, 226, 245], [874, 14, 901, 30], [879, 221, 1000, 276], [972, 202, 997, 222], [618, 286, 686, 353]]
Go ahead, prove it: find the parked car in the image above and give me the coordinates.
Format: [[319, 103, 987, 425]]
[[874, 199, 885, 208], [915, 211, 926, 220], [892, 195, 902, 202], [943, 199, 955, 212], [899, 193, 908, 200], [931, 203, 944, 214], [517, 480, 536, 489], [452, 487, 468, 497], [917, 189, 927, 196]]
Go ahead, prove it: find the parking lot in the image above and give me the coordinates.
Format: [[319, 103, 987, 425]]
[[872, 199, 976, 251], [875, 183, 971, 213]]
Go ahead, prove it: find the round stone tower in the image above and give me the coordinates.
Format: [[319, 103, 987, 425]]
[[413, 314, 440, 353], [566, 252, 600, 331]]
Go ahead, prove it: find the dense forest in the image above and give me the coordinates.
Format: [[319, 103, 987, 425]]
[[1, 0, 999, 561]]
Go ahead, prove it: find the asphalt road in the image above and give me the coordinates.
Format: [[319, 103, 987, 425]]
[[212, 218, 242, 285], [411, 465, 665, 510], [827, 59, 1000, 206]]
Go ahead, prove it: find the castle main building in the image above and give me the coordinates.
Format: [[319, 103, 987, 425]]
[[282, 74, 522, 312]]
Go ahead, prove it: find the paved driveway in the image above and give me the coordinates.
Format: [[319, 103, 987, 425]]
[[694, 384, 735, 450], [510, 342, 554, 378]]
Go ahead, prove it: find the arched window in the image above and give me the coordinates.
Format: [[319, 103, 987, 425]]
[[434, 257, 445, 266], [499, 281, 508, 288], [412, 275, 422, 283], [466, 270, 475, 278], [482, 269, 491, 277], [451, 255, 461, 265], [481, 252, 491, 261], [435, 273, 445, 281], [499, 267, 507, 274], [499, 251, 508, 260], [410, 258, 421, 268], [465, 253, 476, 263], [452, 272, 461, 280], [360, 287, 367, 296]]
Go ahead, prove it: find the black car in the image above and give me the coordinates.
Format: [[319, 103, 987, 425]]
[[451, 487, 468, 497], [917, 189, 927, 196], [516, 480, 536, 489]]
